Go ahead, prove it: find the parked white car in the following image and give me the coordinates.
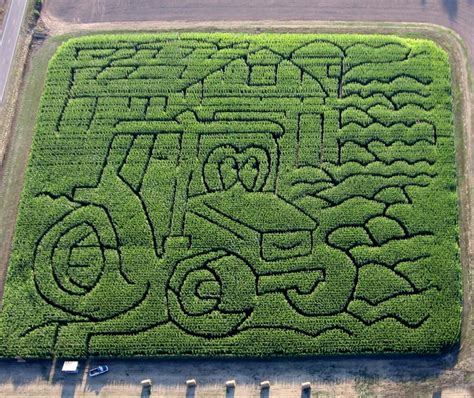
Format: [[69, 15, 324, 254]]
[[89, 365, 109, 377]]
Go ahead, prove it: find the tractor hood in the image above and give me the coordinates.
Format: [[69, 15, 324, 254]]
[[192, 186, 317, 233]]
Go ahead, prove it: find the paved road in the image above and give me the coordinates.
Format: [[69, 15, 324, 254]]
[[44, 0, 474, 64], [0, 0, 28, 103]]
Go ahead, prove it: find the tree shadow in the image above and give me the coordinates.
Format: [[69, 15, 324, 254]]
[[441, 0, 458, 20]]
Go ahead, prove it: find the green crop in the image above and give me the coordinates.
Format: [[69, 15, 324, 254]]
[[0, 33, 461, 358]]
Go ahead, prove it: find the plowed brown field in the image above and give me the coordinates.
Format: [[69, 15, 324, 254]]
[[43, 0, 474, 62]]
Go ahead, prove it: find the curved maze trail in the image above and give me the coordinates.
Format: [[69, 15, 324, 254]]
[[0, 33, 461, 357]]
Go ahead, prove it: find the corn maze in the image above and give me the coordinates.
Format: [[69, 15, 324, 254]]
[[0, 33, 461, 357]]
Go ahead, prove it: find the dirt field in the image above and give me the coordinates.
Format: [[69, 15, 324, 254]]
[[42, 0, 474, 63], [0, 1, 472, 397]]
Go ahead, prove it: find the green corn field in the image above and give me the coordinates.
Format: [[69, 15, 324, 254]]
[[0, 33, 461, 358]]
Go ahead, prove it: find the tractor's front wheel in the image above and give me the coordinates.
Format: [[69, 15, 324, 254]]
[[167, 250, 256, 338]]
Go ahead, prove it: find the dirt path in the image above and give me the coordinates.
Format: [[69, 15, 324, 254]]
[[0, 355, 471, 398]]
